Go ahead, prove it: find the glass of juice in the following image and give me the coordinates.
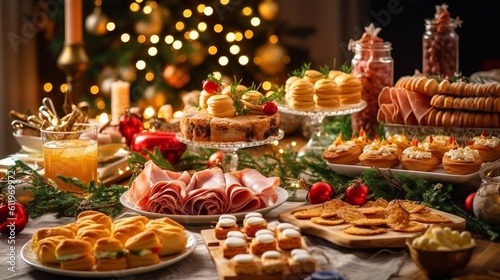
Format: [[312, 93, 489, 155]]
[[41, 124, 98, 193]]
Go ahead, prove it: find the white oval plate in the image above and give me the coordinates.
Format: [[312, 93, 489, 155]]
[[326, 162, 481, 185], [21, 231, 196, 278], [120, 187, 288, 225]]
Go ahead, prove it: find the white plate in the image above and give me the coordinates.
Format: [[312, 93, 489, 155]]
[[21, 231, 197, 278], [120, 187, 289, 224], [326, 162, 481, 185]]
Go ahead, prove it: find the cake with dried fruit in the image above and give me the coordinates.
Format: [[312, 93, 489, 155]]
[[180, 79, 280, 142]]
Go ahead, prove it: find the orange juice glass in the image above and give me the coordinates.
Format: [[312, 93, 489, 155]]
[[41, 124, 98, 192]]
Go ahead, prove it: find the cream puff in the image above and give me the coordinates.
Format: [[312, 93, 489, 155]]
[[421, 134, 459, 162], [387, 132, 411, 152], [400, 144, 440, 172], [442, 147, 483, 175], [469, 133, 500, 162], [359, 139, 400, 168], [322, 133, 363, 165]]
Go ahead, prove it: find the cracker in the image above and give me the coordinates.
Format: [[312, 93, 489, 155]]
[[398, 200, 428, 213], [362, 197, 389, 208], [351, 218, 387, 227], [337, 208, 366, 223], [320, 199, 348, 218], [293, 206, 323, 219], [311, 217, 345, 226], [343, 225, 387, 235], [392, 221, 427, 233], [358, 206, 385, 215], [385, 200, 410, 229], [410, 212, 452, 223]]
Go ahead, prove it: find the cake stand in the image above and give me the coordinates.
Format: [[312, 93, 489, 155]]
[[176, 130, 284, 172], [278, 101, 367, 157]]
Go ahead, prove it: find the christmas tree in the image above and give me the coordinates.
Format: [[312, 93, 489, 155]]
[[43, 0, 313, 115]]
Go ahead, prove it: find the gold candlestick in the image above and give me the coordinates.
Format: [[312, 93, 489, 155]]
[[57, 43, 89, 115]]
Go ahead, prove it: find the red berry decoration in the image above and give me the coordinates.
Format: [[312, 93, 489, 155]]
[[344, 179, 369, 206], [208, 150, 224, 168], [464, 192, 475, 213], [202, 80, 220, 94], [262, 101, 278, 116], [0, 194, 28, 236], [119, 110, 143, 146], [307, 181, 334, 205]]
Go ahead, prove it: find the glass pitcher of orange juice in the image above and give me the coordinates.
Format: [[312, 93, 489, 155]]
[[41, 124, 98, 192]]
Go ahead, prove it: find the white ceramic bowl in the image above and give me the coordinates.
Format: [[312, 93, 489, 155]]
[[13, 132, 43, 153]]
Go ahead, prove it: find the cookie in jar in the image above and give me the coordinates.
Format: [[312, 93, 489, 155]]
[[422, 4, 461, 77]]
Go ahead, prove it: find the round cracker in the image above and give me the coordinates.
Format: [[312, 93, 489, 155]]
[[343, 225, 388, 235]]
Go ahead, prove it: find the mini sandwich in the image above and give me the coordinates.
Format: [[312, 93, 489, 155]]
[[55, 239, 95, 271], [93, 238, 128, 271], [124, 231, 162, 268]]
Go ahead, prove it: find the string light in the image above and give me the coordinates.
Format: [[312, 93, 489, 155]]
[[242, 7, 252, 16], [197, 4, 205, 13], [208, 46, 218, 55], [244, 30, 253, 39], [43, 83, 52, 92], [198, 22, 207, 32], [238, 56, 249, 65], [138, 35, 146, 43], [229, 45, 240, 54], [269, 35, 278, 44], [204, 6, 214, 16], [97, 113, 109, 124], [96, 98, 105, 110], [220, 0, 229, 5], [144, 106, 156, 119], [60, 84, 68, 93], [165, 35, 174, 44], [226, 32, 235, 42], [130, 3, 140, 12], [175, 21, 185, 31], [189, 30, 199, 40], [262, 81, 272, 90], [136, 60, 146, 70], [148, 46, 158, 56], [145, 72, 155, 81], [172, 40, 183, 49], [234, 32, 243, 41], [90, 85, 99, 94], [218, 56, 229, 66], [250, 17, 261, 26], [121, 33, 130, 42], [150, 35, 159, 43], [106, 22, 115, 31], [143, 5, 152, 14], [183, 9, 192, 18], [214, 24, 223, 33]]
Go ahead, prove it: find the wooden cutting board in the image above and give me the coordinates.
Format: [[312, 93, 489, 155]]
[[201, 229, 320, 280], [279, 204, 466, 249]]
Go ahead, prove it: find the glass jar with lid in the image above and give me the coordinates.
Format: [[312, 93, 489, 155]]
[[473, 159, 500, 225], [422, 4, 461, 78], [351, 40, 393, 137]]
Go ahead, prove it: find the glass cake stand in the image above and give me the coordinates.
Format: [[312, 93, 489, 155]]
[[176, 130, 284, 172], [278, 101, 367, 157]]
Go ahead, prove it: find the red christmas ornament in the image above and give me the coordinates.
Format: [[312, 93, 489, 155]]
[[119, 110, 143, 146], [0, 195, 28, 236], [344, 179, 369, 206], [464, 192, 475, 213], [130, 131, 186, 165], [307, 181, 334, 205], [208, 151, 224, 168]]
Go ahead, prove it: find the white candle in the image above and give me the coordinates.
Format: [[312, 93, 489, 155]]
[[65, 0, 83, 45], [111, 80, 130, 125]]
